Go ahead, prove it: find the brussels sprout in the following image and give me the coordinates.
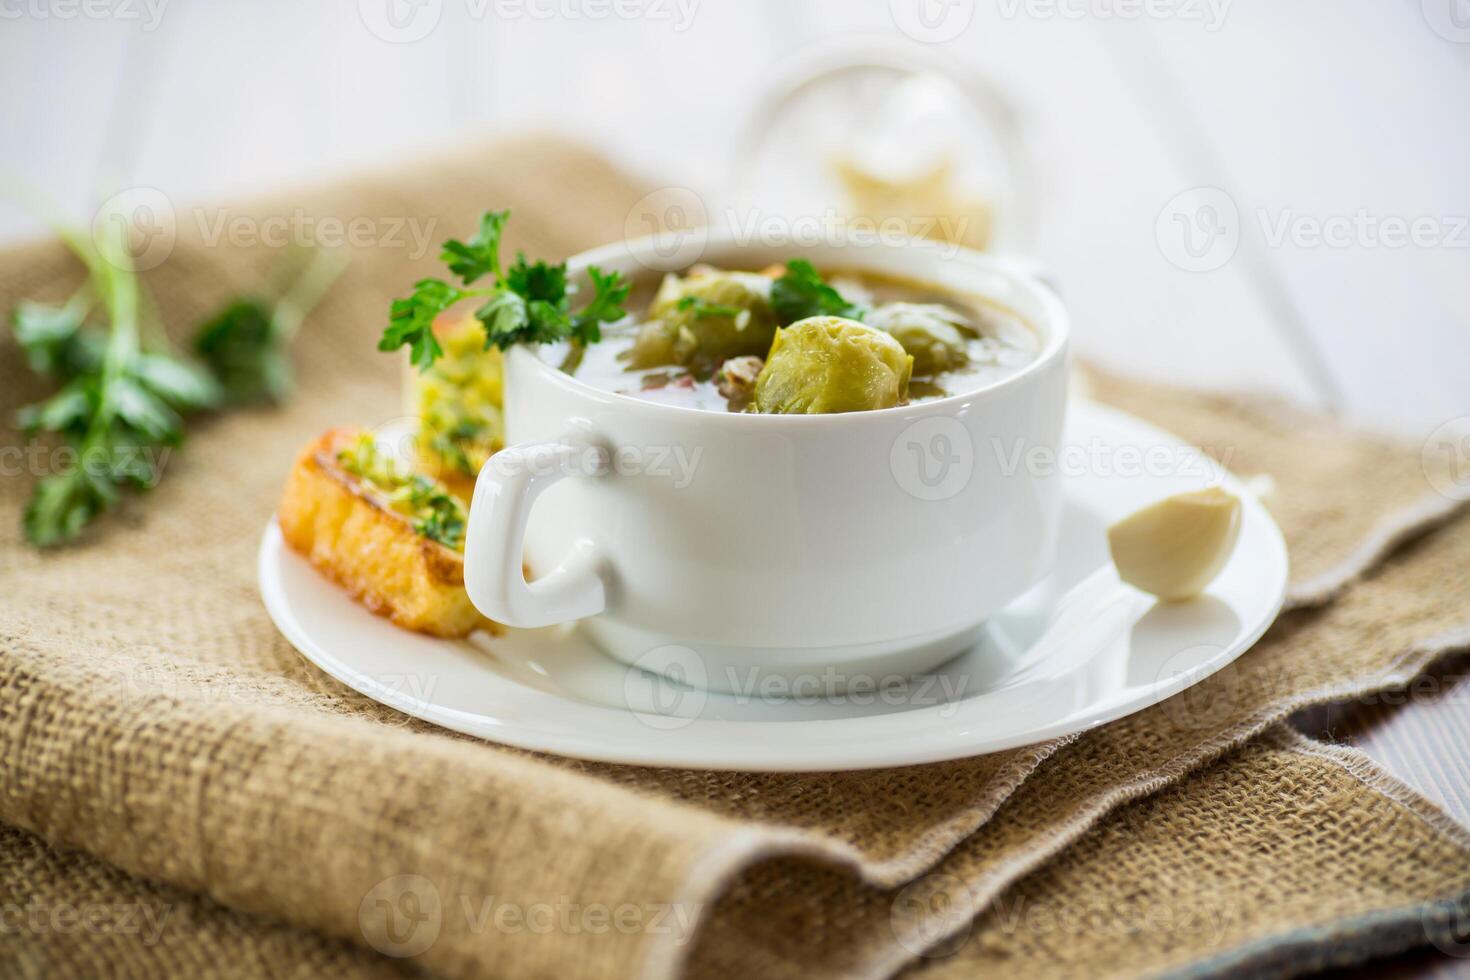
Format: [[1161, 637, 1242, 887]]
[[625, 318, 699, 369], [863, 302, 972, 376], [752, 316, 913, 414], [626, 270, 777, 369]]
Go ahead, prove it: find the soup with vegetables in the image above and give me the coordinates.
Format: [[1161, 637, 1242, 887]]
[[380, 210, 1039, 418], [542, 261, 1039, 414]]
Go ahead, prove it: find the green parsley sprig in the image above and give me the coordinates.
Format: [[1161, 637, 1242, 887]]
[[16, 217, 222, 547], [770, 259, 867, 324], [194, 245, 344, 405], [13, 211, 338, 547], [378, 209, 630, 370]]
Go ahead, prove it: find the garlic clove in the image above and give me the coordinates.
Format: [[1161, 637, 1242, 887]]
[[1107, 487, 1243, 601]]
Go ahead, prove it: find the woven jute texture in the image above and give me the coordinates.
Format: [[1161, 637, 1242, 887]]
[[915, 728, 1470, 979], [0, 823, 396, 979], [3, 136, 1468, 979]]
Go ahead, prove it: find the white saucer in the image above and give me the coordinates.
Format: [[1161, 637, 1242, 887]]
[[259, 401, 1287, 771]]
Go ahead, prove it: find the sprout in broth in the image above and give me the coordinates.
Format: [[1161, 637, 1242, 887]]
[[752, 316, 912, 415]]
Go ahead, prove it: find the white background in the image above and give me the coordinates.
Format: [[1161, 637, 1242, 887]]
[[1, 0, 1467, 435]]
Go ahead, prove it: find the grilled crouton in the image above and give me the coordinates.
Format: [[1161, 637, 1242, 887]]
[[277, 427, 497, 638]]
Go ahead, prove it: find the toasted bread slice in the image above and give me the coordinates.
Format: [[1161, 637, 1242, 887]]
[[277, 427, 496, 638], [404, 308, 504, 501]]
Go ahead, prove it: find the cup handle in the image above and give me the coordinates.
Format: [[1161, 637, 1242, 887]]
[[463, 437, 608, 628]]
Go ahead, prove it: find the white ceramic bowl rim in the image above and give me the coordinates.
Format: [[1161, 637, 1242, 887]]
[[515, 230, 1070, 426]]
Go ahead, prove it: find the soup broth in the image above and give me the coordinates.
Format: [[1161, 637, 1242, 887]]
[[541, 267, 1040, 414]]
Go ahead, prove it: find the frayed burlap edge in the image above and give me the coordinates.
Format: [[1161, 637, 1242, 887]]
[[1160, 727, 1470, 979], [1286, 494, 1468, 609], [829, 738, 1075, 887], [843, 626, 1470, 979]]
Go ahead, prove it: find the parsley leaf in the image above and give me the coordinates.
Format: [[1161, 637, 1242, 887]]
[[475, 290, 531, 348], [14, 297, 101, 377], [770, 259, 867, 324], [570, 265, 630, 346], [505, 252, 568, 305], [381, 211, 630, 366], [17, 381, 92, 437], [194, 247, 341, 404], [441, 209, 508, 285], [380, 278, 461, 369], [134, 352, 221, 411], [195, 299, 282, 400], [23, 468, 114, 548], [112, 375, 184, 444]]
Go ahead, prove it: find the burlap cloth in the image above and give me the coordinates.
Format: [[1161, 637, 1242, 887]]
[[3, 137, 1467, 978]]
